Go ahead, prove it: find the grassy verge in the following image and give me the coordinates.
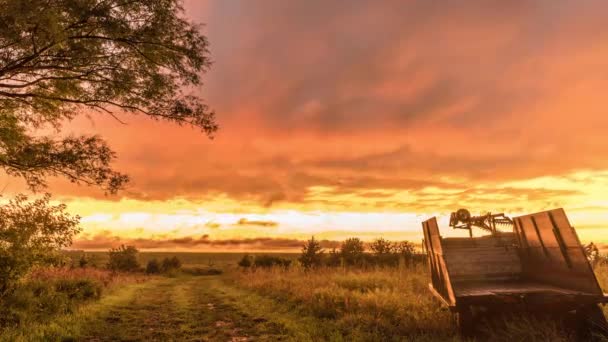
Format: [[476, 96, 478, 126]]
[[229, 264, 608, 341], [229, 265, 458, 341], [0, 277, 150, 341]]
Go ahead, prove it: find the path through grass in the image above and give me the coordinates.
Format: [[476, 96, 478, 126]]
[[73, 275, 300, 341]]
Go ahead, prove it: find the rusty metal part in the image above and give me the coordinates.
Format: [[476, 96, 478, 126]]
[[449, 208, 513, 237]]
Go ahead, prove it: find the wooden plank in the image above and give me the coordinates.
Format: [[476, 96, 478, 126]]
[[428, 283, 455, 310], [514, 208, 603, 295], [422, 217, 456, 306], [426, 217, 443, 254], [533, 213, 571, 266], [445, 244, 522, 282], [454, 281, 587, 297]]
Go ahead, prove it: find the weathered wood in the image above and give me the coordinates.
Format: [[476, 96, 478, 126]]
[[422, 217, 457, 306], [515, 209, 603, 295], [454, 280, 586, 297], [424, 208, 606, 314]]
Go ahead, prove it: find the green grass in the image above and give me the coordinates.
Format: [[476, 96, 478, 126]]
[[3, 253, 608, 341], [1, 275, 326, 341]]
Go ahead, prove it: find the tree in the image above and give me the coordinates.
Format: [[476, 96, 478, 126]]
[[395, 241, 416, 267], [340, 238, 365, 266], [0, 0, 216, 193], [0, 194, 80, 298], [370, 238, 399, 267], [370, 238, 394, 256], [107, 245, 139, 272], [78, 253, 88, 268], [238, 254, 252, 269], [160, 256, 181, 272], [299, 236, 324, 269], [0, 0, 215, 299], [145, 258, 160, 274], [325, 248, 342, 267]]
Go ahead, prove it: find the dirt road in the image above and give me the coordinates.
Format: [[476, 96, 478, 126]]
[[76, 276, 292, 341]]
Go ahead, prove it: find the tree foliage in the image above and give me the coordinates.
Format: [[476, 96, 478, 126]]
[[0, 194, 80, 297], [107, 245, 139, 272], [370, 238, 394, 255], [299, 236, 324, 269], [0, 0, 216, 193], [340, 238, 365, 266], [238, 254, 252, 269], [160, 256, 181, 272], [145, 258, 160, 274]]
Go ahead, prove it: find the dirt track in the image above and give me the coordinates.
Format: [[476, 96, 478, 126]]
[[78, 276, 290, 341]]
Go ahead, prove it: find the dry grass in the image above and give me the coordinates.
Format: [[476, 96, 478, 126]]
[[26, 266, 147, 288], [0, 266, 147, 336], [231, 263, 608, 341], [232, 265, 457, 341]]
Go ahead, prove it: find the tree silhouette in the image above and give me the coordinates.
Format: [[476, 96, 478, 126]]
[[299, 236, 324, 269], [0, 0, 216, 193]]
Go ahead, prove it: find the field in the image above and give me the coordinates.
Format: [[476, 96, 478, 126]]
[[1, 252, 608, 341]]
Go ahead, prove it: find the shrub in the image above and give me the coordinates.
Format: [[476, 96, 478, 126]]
[[54, 278, 103, 301], [0, 194, 80, 299], [253, 255, 292, 269], [325, 248, 342, 267], [160, 256, 182, 273], [107, 245, 140, 272], [395, 241, 417, 267], [0, 274, 103, 328], [238, 254, 252, 268], [370, 238, 394, 255], [370, 238, 400, 267], [340, 238, 365, 266], [182, 267, 223, 276], [78, 254, 89, 268], [145, 259, 161, 274], [299, 236, 324, 269]]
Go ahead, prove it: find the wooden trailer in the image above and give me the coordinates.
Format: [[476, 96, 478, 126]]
[[422, 208, 608, 336]]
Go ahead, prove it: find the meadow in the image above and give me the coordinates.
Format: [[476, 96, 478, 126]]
[[1, 252, 608, 341]]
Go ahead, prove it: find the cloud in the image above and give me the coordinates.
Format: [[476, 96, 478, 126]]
[[234, 218, 278, 228], [23, 0, 608, 243], [204, 221, 221, 229]]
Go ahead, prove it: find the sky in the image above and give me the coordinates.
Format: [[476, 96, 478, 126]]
[[9, 0, 608, 251]]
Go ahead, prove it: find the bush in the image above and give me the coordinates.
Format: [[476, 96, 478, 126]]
[[0, 194, 80, 299], [340, 238, 365, 266], [107, 245, 140, 272], [325, 248, 342, 267], [145, 259, 161, 274], [238, 254, 252, 268], [253, 255, 292, 269], [54, 278, 103, 301], [0, 276, 102, 328], [182, 267, 223, 276], [160, 256, 182, 273], [299, 236, 324, 269], [78, 254, 89, 268]]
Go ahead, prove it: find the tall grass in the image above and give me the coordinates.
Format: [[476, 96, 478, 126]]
[[0, 267, 145, 331], [232, 263, 608, 341], [232, 265, 457, 341]]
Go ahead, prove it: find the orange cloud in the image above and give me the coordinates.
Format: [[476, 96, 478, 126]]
[[4, 1, 607, 248]]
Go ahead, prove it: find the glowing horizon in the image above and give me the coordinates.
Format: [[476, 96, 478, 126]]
[[5, 0, 608, 251]]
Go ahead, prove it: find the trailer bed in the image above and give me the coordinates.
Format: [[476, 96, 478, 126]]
[[422, 208, 608, 336], [455, 280, 588, 297]]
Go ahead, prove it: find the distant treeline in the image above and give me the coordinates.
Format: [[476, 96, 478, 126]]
[[238, 237, 426, 270]]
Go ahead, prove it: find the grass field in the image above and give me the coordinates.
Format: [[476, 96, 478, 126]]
[[2, 252, 608, 341]]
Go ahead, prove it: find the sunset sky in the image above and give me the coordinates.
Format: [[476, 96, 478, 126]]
[[8, 1, 608, 250]]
